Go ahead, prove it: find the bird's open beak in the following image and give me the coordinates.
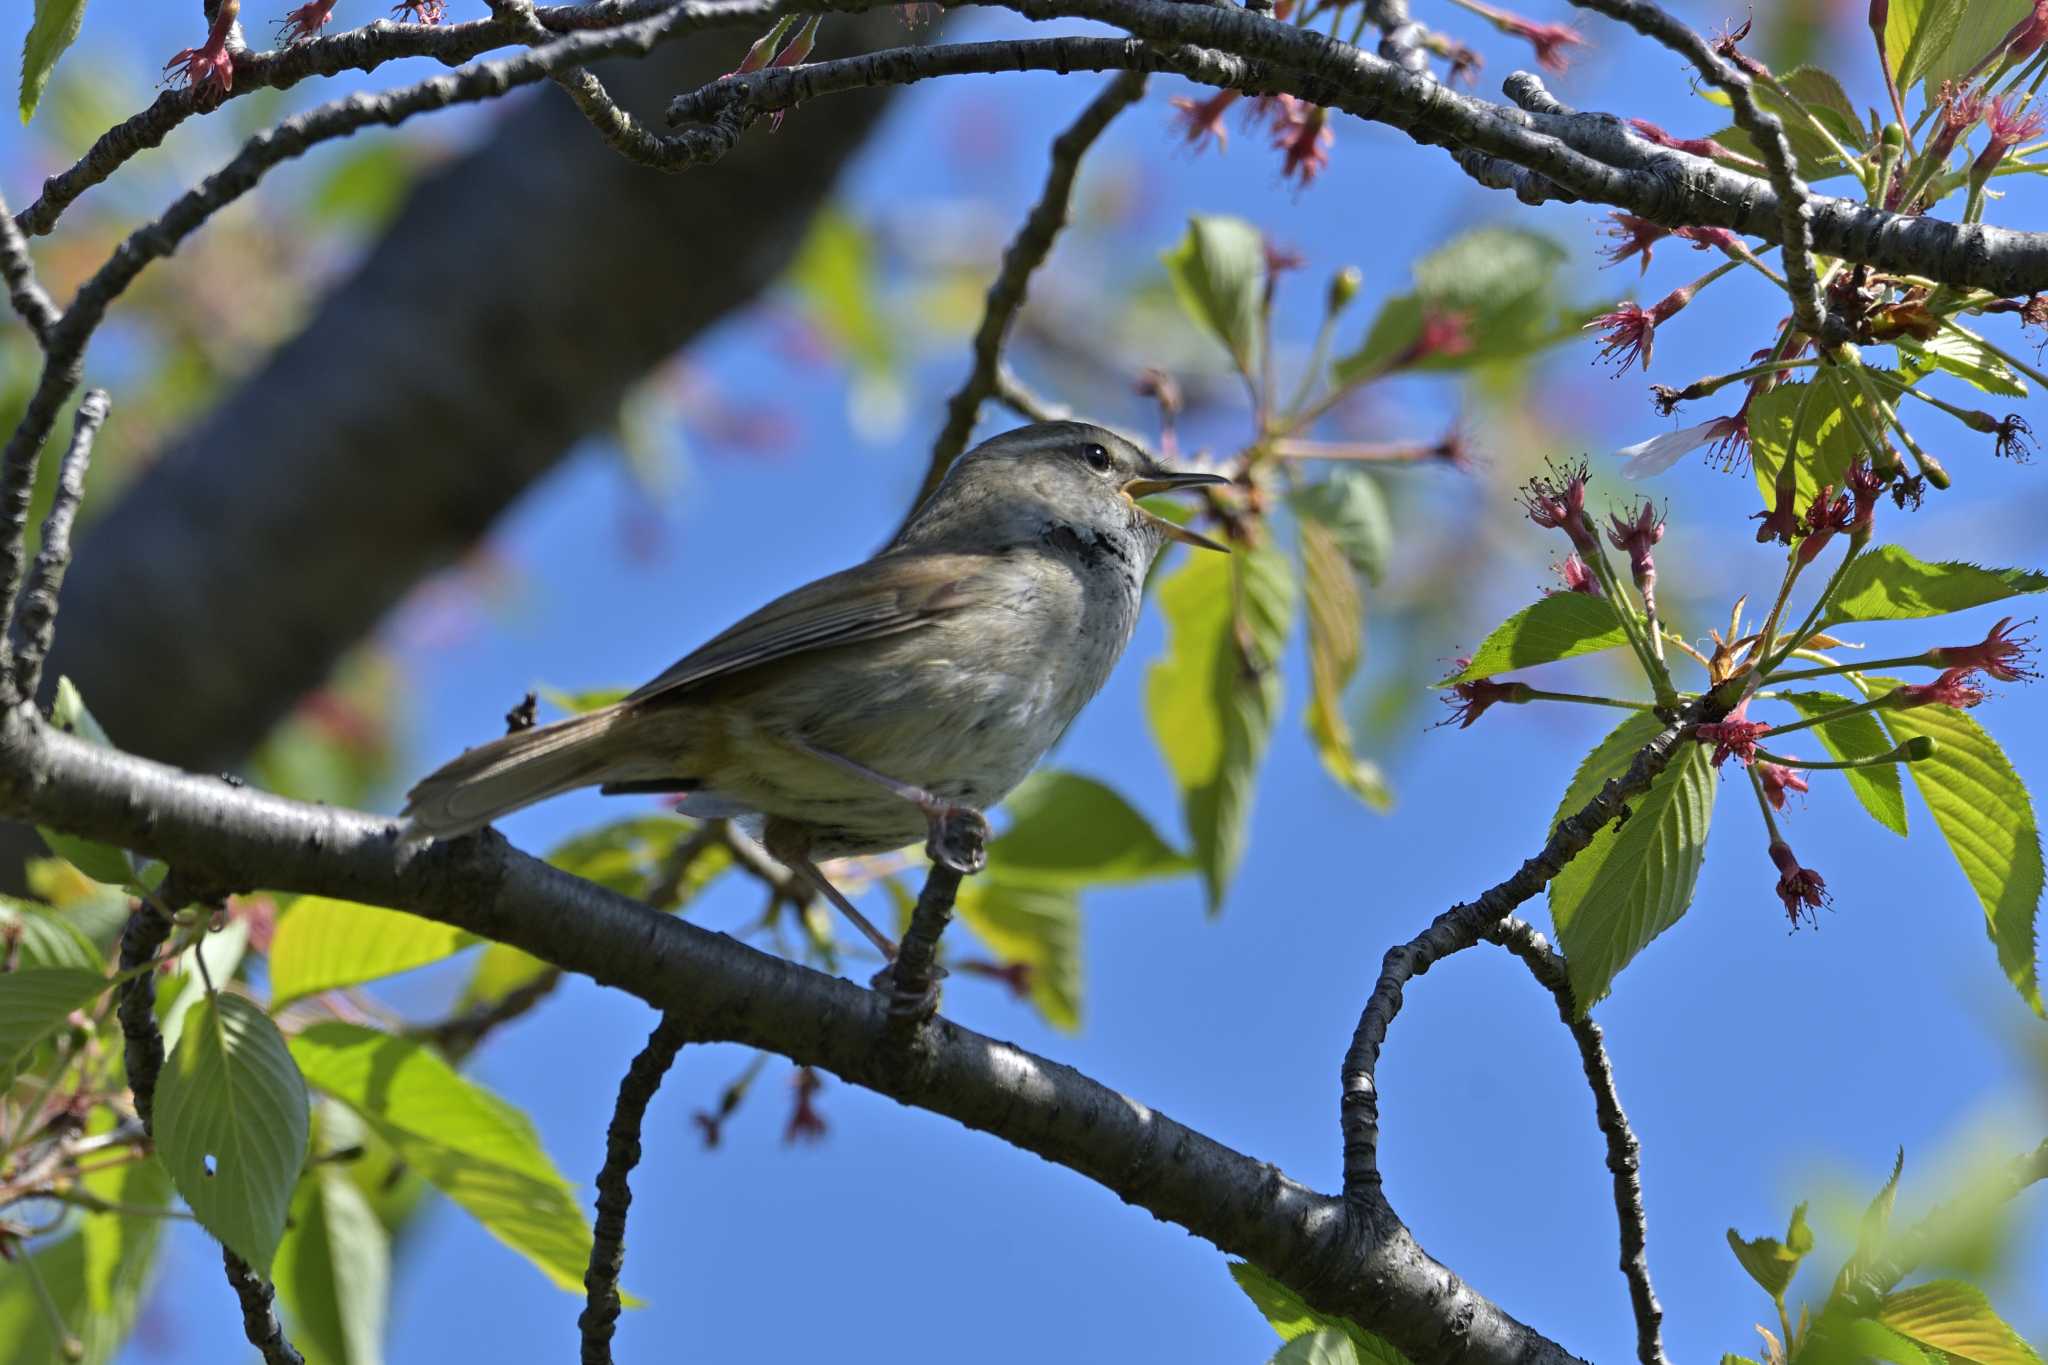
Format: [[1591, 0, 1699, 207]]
[[1123, 470, 1232, 553]]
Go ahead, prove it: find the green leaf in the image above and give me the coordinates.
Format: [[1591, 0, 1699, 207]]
[[156, 915, 250, 1056], [1291, 471, 1393, 585], [457, 941, 556, 1014], [1228, 1262, 1409, 1365], [1727, 1203, 1813, 1300], [1875, 683, 2043, 1014], [39, 678, 134, 887], [1333, 227, 1570, 382], [986, 770, 1189, 888], [1748, 378, 1866, 512], [290, 1023, 599, 1293], [1877, 1280, 2044, 1365], [1702, 67, 1865, 179], [1918, 0, 2029, 98], [1547, 712, 1716, 1009], [1146, 546, 1293, 912], [1273, 1328, 1363, 1365], [1779, 692, 1908, 836], [78, 1107, 172, 1336], [1809, 1316, 1937, 1365], [1833, 1148, 1907, 1298], [1301, 517, 1392, 812], [155, 993, 311, 1272], [952, 879, 1081, 1032], [545, 814, 725, 906], [1821, 545, 2048, 626], [0, 896, 103, 971], [1161, 214, 1266, 375], [1437, 593, 1630, 685], [536, 685, 630, 716], [1897, 328, 2026, 397], [18, 0, 87, 122], [270, 898, 479, 1006], [275, 1166, 390, 1365], [0, 965, 107, 1081], [1887, 0, 1967, 90]]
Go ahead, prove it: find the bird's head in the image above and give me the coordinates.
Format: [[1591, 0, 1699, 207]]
[[898, 421, 1230, 556]]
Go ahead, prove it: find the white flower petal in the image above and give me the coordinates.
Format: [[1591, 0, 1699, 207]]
[[1616, 420, 1716, 479]]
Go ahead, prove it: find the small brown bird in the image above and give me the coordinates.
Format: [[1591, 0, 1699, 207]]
[[403, 421, 1226, 957]]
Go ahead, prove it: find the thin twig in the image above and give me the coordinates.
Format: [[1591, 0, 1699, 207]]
[[222, 1249, 306, 1365], [883, 863, 966, 1032], [879, 67, 1147, 543], [1484, 917, 1667, 1365], [992, 365, 1071, 422], [0, 192, 59, 342], [11, 0, 796, 238], [1564, 0, 1828, 338], [1338, 696, 1714, 1200], [9, 391, 108, 705], [579, 1014, 691, 1364]]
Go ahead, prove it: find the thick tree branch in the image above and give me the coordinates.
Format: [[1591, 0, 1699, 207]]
[[8, 391, 107, 705], [888, 67, 1147, 540], [1484, 917, 1666, 1365], [673, 0, 2048, 294], [1338, 698, 1711, 1202], [0, 711, 1581, 1365], [580, 1013, 691, 1365]]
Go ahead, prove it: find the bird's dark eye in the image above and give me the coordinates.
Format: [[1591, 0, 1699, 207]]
[[1080, 442, 1113, 473]]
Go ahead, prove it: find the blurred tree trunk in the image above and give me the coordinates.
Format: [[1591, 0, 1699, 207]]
[[41, 11, 923, 773]]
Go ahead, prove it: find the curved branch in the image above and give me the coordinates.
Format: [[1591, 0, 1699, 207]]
[[0, 710, 1581, 1365], [0, 192, 58, 341], [12, 0, 795, 237], [8, 391, 107, 704], [672, 0, 2048, 294], [580, 1013, 691, 1364], [1484, 917, 1666, 1365], [887, 67, 1147, 542], [1338, 698, 1710, 1201]]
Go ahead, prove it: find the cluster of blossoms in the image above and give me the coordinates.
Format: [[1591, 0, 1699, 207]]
[[1169, 89, 1335, 188], [1445, 456, 2040, 928], [166, 0, 447, 97]]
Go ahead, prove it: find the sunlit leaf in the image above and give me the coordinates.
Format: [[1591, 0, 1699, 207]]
[[1291, 470, 1393, 585], [1748, 378, 1866, 512], [457, 941, 556, 1014], [156, 916, 250, 1056], [1333, 227, 1571, 382], [290, 1023, 600, 1294], [1886, 0, 1967, 90], [1146, 546, 1293, 911], [1727, 1203, 1813, 1300], [986, 770, 1188, 888], [1161, 214, 1265, 375], [1228, 1262, 1409, 1365], [1778, 692, 1907, 836], [1878, 1280, 2044, 1365], [1898, 328, 2026, 397], [1918, 0, 2028, 98], [1547, 712, 1716, 1009], [18, 0, 87, 122], [1437, 593, 1630, 684], [1273, 1328, 1363, 1365], [270, 898, 478, 1005], [1301, 517, 1392, 812], [155, 993, 311, 1272], [1876, 683, 2043, 1014], [545, 814, 725, 905], [1821, 546, 2048, 626], [78, 1107, 172, 1338], [788, 208, 893, 374], [276, 1166, 390, 1365], [952, 879, 1081, 1032]]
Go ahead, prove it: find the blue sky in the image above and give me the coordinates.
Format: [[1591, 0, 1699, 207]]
[[6, 0, 2046, 1361]]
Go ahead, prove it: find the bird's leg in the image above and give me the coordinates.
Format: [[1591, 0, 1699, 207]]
[[787, 856, 900, 964], [787, 738, 990, 875]]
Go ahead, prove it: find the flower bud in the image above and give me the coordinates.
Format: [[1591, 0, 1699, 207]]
[[1326, 266, 1363, 316]]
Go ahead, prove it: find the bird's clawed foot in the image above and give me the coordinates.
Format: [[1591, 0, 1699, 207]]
[[923, 801, 989, 874]]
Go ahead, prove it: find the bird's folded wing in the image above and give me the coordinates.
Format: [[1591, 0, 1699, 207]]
[[623, 550, 991, 705]]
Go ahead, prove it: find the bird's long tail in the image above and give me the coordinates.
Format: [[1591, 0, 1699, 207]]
[[403, 707, 623, 838]]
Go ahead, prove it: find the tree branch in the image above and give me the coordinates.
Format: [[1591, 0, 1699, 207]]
[[1483, 916, 1666, 1365], [1338, 698, 1711, 1202], [0, 710, 1582, 1365], [1565, 0, 1827, 336], [0, 192, 59, 343], [11, 0, 798, 238], [886, 67, 1147, 541], [8, 391, 107, 706], [580, 1013, 691, 1365]]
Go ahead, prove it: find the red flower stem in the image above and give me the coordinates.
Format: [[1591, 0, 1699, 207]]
[[1581, 536, 1675, 704], [1746, 762, 1786, 843]]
